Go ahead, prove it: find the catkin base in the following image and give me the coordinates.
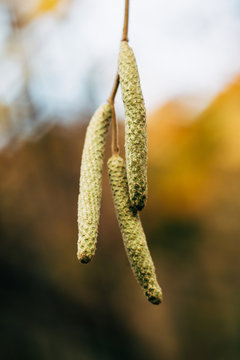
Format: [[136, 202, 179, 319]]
[[108, 154, 162, 305]]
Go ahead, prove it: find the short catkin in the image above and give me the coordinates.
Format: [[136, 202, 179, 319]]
[[118, 41, 147, 211], [108, 154, 162, 305], [77, 103, 112, 263]]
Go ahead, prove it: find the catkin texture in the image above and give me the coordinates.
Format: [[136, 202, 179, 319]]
[[77, 103, 112, 263], [118, 41, 147, 211], [108, 155, 162, 305]]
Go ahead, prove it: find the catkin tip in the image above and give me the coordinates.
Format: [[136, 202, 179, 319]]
[[134, 198, 146, 212], [77, 251, 92, 264], [146, 290, 163, 305]]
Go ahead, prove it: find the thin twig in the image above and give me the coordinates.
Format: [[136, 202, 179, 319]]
[[109, 0, 130, 155], [122, 0, 130, 42], [108, 74, 120, 154], [110, 101, 119, 155], [108, 74, 119, 104]]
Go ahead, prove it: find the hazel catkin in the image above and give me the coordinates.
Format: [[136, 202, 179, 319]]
[[118, 40, 147, 211], [108, 154, 162, 305], [77, 103, 112, 263]]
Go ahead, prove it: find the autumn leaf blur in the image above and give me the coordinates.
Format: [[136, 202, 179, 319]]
[[0, 1, 240, 360], [37, 0, 60, 13], [8, 0, 71, 28], [148, 77, 240, 217]]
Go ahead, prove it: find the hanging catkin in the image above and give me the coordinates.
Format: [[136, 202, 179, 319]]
[[77, 103, 112, 263], [108, 154, 162, 305], [118, 41, 147, 211]]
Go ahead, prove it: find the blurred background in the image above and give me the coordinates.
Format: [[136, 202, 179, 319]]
[[1, 0, 240, 359]]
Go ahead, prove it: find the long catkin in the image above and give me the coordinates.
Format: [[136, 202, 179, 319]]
[[108, 155, 162, 305], [118, 41, 147, 211], [77, 103, 112, 263]]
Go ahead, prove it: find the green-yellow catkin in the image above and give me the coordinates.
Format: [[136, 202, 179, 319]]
[[77, 103, 112, 263], [118, 41, 147, 211], [108, 154, 162, 305]]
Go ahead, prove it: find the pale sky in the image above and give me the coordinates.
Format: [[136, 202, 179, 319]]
[[1, 0, 240, 120]]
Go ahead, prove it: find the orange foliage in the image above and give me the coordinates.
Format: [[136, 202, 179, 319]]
[[148, 77, 240, 217]]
